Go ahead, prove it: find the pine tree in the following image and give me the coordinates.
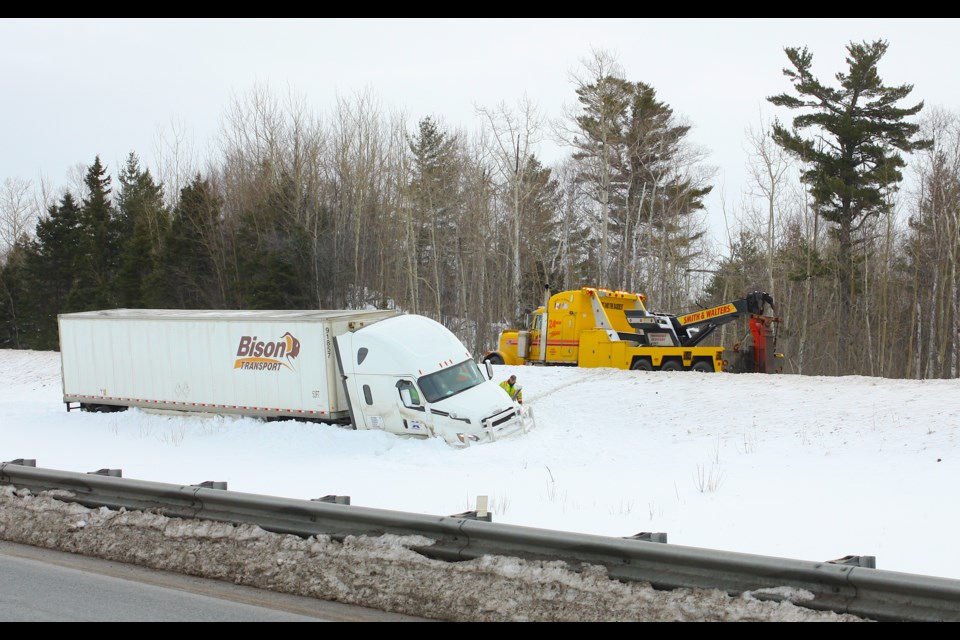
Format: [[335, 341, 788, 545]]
[[0, 240, 31, 348], [145, 176, 224, 309], [571, 71, 631, 288], [233, 173, 312, 310], [613, 82, 710, 294], [31, 193, 84, 305], [406, 117, 463, 319], [67, 156, 122, 311], [21, 193, 85, 347], [767, 40, 932, 374], [517, 155, 564, 311], [571, 70, 710, 295], [767, 40, 931, 298], [116, 152, 166, 307]]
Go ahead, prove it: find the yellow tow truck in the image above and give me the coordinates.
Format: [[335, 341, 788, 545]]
[[482, 286, 781, 373]]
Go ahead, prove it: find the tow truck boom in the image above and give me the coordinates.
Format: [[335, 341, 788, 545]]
[[671, 291, 775, 347]]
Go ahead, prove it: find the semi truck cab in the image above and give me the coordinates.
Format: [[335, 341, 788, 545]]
[[335, 314, 534, 446]]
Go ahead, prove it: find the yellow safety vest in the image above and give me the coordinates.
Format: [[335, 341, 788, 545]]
[[500, 380, 522, 402]]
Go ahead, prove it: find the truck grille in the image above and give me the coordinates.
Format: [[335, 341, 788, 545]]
[[488, 407, 519, 428]]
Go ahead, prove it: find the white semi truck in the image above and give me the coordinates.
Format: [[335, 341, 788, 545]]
[[57, 309, 534, 447]]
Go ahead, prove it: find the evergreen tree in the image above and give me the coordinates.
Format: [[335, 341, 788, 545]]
[[516, 156, 565, 311], [406, 117, 464, 319], [116, 152, 167, 307], [572, 73, 710, 294], [30, 193, 84, 306], [233, 173, 312, 310], [22, 193, 85, 348], [613, 82, 710, 293], [117, 222, 155, 308], [703, 231, 767, 303], [0, 240, 31, 348], [768, 40, 932, 373], [67, 156, 122, 311], [767, 40, 931, 299], [571, 72, 631, 287], [146, 176, 224, 309]]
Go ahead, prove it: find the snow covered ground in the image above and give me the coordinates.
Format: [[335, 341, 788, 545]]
[[4, 348, 958, 620]]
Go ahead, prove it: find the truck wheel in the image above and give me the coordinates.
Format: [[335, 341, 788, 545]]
[[659, 360, 683, 372], [483, 353, 504, 365], [82, 403, 124, 413], [630, 359, 653, 371], [691, 361, 714, 373]]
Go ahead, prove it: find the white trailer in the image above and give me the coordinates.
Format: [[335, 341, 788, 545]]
[[58, 309, 534, 446]]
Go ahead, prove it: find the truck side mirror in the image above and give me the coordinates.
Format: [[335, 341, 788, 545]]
[[484, 361, 493, 379]]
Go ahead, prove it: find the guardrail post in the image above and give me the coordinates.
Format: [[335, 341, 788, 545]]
[[626, 532, 668, 543], [828, 555, 877, 569], [451, 495, 492, 522], [193, 481, 228, 490], [4, 459, 36, 467]]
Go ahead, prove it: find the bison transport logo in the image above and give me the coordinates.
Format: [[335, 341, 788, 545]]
[[234, 332, 301, 371]]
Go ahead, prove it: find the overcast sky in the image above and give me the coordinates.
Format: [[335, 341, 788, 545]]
[[3, 18, 958, 243]]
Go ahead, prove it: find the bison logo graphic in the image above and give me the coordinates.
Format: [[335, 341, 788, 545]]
[[282, 332, 301, 359]]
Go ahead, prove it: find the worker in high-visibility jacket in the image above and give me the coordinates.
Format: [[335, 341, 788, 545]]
[[499, 374, 523, 404]]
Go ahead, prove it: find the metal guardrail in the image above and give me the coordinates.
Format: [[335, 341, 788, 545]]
[[2, 460, 959, 622]]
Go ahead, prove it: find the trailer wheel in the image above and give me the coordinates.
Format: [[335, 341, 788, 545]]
[[630, 358, 653, 371], [659, 359, 683, 372], [82, 403, 125, 413], [691, 360, 714, 373], [482, 353, 504, 365]]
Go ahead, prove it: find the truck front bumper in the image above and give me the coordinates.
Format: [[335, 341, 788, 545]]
[[454, 406, 535, 447]]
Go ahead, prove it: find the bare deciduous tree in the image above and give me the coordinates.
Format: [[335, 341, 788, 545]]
[[476, 95, 545, 320], [0, 177, 38, 261], [154, 118, 199, 211], [744, 115, 791, 295]]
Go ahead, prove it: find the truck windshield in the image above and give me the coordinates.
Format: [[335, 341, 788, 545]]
[[418, 359, 485, 403]]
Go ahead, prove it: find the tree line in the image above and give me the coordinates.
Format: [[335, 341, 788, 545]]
[[0, 42, 957, 378]]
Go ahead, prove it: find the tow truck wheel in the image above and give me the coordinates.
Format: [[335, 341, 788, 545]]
[[483, 353, 504, 365], [659, 359, 683, 372], [630, 358, 653, 371], [691, 361, 714, 373]]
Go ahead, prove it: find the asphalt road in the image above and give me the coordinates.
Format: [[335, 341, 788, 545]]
[[0, 540, 432, 622]]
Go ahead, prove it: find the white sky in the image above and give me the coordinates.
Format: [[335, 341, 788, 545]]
[[3, 18, 958, 244], [3, 347, 958, 596]]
